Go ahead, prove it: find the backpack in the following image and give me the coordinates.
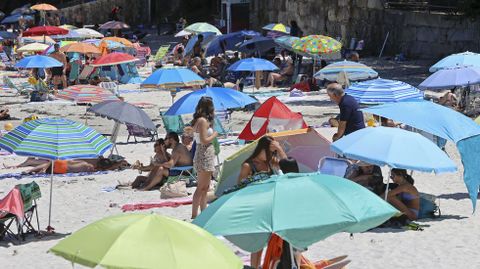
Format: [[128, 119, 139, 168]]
[[418, 193, 441, 219]]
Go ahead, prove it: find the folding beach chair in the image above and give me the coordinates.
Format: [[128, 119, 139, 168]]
[[0, 51, 16, 71], [169, 141, 197, 184], [99, 81, 119, 96], [78, 65, 97, 84], [160, 112, 185, 134], [3, 76, 33, 96], [318, 157, 351, 177], [16, 182, 41, 239], [153, 45, 171, 63], [126, 123, 158, 143]]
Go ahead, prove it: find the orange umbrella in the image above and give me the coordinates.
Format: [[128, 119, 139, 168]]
[[31, 3, 58, 11], [60, 42, 101, 54], [101, 37, 133, 47]]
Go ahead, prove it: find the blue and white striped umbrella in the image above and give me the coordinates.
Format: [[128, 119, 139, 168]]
[[346, 78, 424, 105], [314, 60, 378, 81]]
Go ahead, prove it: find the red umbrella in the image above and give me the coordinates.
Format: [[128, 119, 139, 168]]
[[22, 26, 68, 37], [91, 52, 138, 67]]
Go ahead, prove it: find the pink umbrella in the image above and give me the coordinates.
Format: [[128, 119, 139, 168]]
[[57, 85, 120, 104], [99, 20, 130, 30]]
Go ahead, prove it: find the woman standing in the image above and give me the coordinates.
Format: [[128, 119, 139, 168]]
[[191, 97, 218, 219]]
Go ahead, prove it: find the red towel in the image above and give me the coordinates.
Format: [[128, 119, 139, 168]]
[[121, 197, 193, 212]]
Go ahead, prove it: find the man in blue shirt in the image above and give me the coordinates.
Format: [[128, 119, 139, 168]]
[[327, 83, 365, 141]]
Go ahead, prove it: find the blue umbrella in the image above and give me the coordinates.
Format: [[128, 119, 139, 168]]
[[141, 67, 205, 88], [183, 32, 217, 56], [227, 57, 278, 72], [419, 66, 480, 90], [1, 14, 33, 24], [274, 35, 299, 50], [15, 55, 63, 69], [237, 36, 276, 54], [165, 87, 257, 115], [83, 39, 125, 49], [430, 51, 480, 72], [346, 78, 423, 104], [331, 126, 457, 174], [204, 31, 260, 57], [0, 31, 17, 39], [315, 60, 378, 81]]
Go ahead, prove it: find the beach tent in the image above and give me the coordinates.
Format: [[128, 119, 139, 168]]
[[215, 128, 334, 196], [238, 96, 307, 141]]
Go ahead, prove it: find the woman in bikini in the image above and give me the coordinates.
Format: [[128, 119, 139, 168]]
[[23, 157, 129, 174], [387, 168, 420, 220]]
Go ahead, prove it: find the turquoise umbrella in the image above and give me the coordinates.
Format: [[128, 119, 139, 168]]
[[193, 173, 398, 252]]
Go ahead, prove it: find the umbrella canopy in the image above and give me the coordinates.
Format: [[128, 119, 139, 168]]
[[331, 126, 457, 173], [237, 36, 276, 54], [315, 60, 378, 81], [87, 101, 156, 130], [101, 36, 133, 47], [50, 213, 242, 269], [15, 55, 62, 69], [345, 78, 424, 104], [184, 22, 222, 35], [99, 20, 130, 30], [227, 57, 278, 72], [194, 173, 398, 252], [274, 35, 299, 50], [292, 35, 342, 55], [205, 30, 260, 56], [31, 3, 57, 11], [430, 51, 480, 72], [21, 35, 56, 44], [91, 52, 138, 67], [59, 24, 77, 30], [84, 39, 125, 49], [57, 85, 120, 104], [60, 42, 101, 54], [174, 29, 192, 37], [165, 87, 257, 115], [419, 66, 480, 90], [1, 14, 33, 24], [0, 31, 17, 39], [17, 42, 49, 52], [11, 4, 34, 15], [141, 67, 205, 88], [262, 23, 291, 34], [72, 28, 104, 38], [23, 26, 68, 37]]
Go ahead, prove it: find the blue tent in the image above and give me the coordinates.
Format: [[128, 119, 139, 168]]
[[363, 100, 480, 210]]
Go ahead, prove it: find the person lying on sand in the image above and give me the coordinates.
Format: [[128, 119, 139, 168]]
[[24, 157, 129, 174], [3, 157, 50, 169]]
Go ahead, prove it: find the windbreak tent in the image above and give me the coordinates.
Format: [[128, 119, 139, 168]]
[[238, 96, 307, 141], [215, 128, 334, 196]]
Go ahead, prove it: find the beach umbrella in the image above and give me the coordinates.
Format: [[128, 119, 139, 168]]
[[183, 32, 217, 56], [430, 51, 480, 72], [21, 35, 56, 44], [205, 30, 261, 56], [0, 118, 112, 231], [262, 23, 291, 34], [72, 28, 104, 39], [345, 78, 423, 105], [0, 31, 17, 39], [15, 55, 62, 69], [165, 87, 257, 116], [292, 35, 342, 55], [194, 173, 398, 252], [84, 39, 124, 49], [50, 30, 82, 40], [59, 24, 77, 30], [11, 4, 34, 15], [17, 42, 49, 53], [101, 36, 133, 47], [315, 60, 378, 81], [23, 26, 68, 37], [237, 36, 276, 54], [419, 66, 480, 90], [274, 35, 299, 50], [1, 14, 33, 24], [227, 57, 278, 72], [60, 42, 101, 54], [175, 29, 192, 37], [99, 20, 130, 30], [91, 52, 138, 67], [184, 22, 222, 35], [331, 126, 457, 174], [57, 85, 120, 104], [50, 213, 243, 269], [31, 3, 57, 11]]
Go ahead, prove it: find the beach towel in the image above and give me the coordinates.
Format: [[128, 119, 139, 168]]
[[0, 170, 110, 180], [121, 197, 193, 212]]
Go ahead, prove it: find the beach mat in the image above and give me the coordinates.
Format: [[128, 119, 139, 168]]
[[0, 170, 110, 180], [121, 196, 193, 212]]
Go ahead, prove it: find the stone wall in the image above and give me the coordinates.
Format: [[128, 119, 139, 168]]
[[250, 0, 480, 59]]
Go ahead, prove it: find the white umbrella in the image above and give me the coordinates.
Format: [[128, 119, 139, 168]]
[[73, 28, 104, 38], [175, 29, 192, 37]]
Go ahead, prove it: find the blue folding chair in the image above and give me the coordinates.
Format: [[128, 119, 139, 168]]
[[318, 157, 351, 177]]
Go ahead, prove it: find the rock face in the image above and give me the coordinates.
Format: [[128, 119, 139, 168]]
[[250, 0, 480, 59]]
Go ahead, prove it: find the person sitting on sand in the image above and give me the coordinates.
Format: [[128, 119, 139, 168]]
[[190, 57, 221, 87], [266, 58, 294, 87], [24, 157, 129, 174], [386, 168, 420, 221], [345, 161, 384, 194], [438, 89, 457, 108], [0, 107, 10, 120]]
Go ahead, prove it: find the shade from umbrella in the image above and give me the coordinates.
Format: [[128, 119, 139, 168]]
[[23, 26, 68, 37], [345, 78, 423, 104], [91, 52, 138, 67], [227, 57, 278, 72], [262, 23, 291, 34], [17, 42, 49, 52], [50, 213, 243, 269], [237, 36, 276, 54], [60, 42, 101, 54], [430, 51, 480, 72], [22, 35, 56, 44], [141, 67, 205, 88], [15, 55, 62, 69], [101, 36, 133, 47], [315, 60, 378, 81], [292, 35, 342, 55], [165, 87, 257, 115], [57, 85, 120, 104], [331, 126, 457, 173], [194, 173, 398, 252], [99, 20, 130, 30], [31, 3, 57, 11], [184, 22, 222, 35], [72, 28, 104, 38], [419, 66, 480, 90], [88, 101, 156, 130]]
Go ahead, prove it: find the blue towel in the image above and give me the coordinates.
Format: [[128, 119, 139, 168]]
[[457, 134, 480, 211], [101, 186, 116, 192]]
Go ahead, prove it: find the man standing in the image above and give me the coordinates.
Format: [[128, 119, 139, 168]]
[[327, 83, 365, 141], [49, 43, 67, 91]]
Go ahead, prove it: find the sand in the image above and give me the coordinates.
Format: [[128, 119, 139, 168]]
[[1, 58, 479, 269]]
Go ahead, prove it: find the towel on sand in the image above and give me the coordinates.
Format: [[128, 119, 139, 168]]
[[0, 170, 110, 180], [121, 197, 193, 212]]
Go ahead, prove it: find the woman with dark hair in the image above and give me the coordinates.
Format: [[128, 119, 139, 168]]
[[191, 97, 218, 219], [387, 168, 420, 220]]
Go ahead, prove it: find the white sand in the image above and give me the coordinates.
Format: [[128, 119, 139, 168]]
[[1, 61, 479, 269]]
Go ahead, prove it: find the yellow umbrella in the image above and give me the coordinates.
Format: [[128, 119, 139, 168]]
[[272, 23, 288, 33], [17, 42, 49, 53], [31, 3, 58, 11], [59, 24, 78, 30], [101, 37, 133, 47]]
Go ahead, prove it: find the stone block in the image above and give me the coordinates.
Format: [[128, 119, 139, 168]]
[[367, 0, 383, 9], [447, 29, 476, 42]]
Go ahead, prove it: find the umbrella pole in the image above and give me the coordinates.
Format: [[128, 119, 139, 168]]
[[384, 169, 391, 200], [47, 160, 55, 233], [110, 122, 120, 156]]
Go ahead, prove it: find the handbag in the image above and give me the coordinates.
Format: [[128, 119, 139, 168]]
[[160, 180, 188, 199]]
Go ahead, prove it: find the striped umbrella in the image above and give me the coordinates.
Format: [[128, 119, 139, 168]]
[[57, 85, 120, 104], [346, 78, 424, 105], [292, 35, 342, 55], [314, 60, 378, 81], [0, 118, 112, 231]]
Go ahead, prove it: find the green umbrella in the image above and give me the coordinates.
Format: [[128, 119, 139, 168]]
[[50, 213, 243, 269], [184, 22, 222, 35], [194, 173, 398, 252]]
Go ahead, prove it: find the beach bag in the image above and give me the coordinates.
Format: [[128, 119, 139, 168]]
[[30, 91, 47, 102], [160, 180, 188, 199], [419, 193, 441, 219]]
